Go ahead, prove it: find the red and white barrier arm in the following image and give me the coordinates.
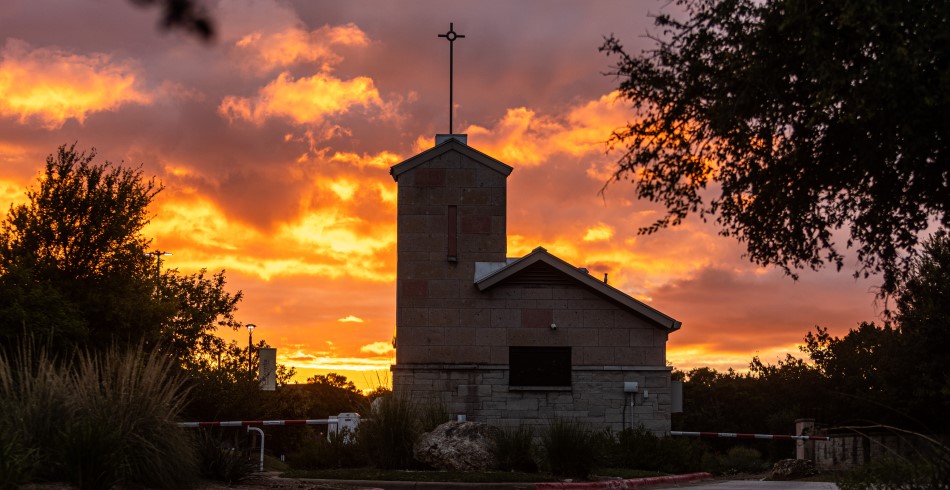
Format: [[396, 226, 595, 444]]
[[177, 419, 336, 428], [670, 431, 829, 441]]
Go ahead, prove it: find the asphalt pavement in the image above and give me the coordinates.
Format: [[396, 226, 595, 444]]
[[652, 481, 837, 490]]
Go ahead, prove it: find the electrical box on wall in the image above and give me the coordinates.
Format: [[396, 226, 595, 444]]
[[623, 381, 639, 393]]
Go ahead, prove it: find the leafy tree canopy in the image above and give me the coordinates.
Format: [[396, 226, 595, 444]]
[[0, 144, 246, 365], [0, 144, 163, 350], [602, 0, 949, 293]]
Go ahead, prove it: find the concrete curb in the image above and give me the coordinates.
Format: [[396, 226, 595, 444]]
[[534, 472, 714, 490], [300, 472, 713, 490]]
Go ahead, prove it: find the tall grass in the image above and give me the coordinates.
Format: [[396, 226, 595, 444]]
[[195, 429, 257, 483], [608, 426, 705, 474], [0, 342, 197, 488], [289, 428, 365, 470], [493, 424, 537, 473], [417, 398, 450, 433], [68, 347, 197, 488], [540, 418, 600, 479], [358, 395, 420, 469], [0, 342, 69, 487]]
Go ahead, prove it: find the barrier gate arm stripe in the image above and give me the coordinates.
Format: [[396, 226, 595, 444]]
[[177, 419, 336, 428], [670, 430, 829, 441]]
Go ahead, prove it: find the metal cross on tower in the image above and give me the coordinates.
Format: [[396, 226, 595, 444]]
[[438, 22, 465, 135]]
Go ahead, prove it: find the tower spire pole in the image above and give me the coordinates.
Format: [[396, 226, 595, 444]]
[[438, 22, 465, 135]]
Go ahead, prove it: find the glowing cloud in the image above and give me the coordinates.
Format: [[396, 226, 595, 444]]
[[0, 39, 152, 129], [235, 24, 369, 73], [583, 224, 614, 242], [219, 72, 383, 125], [329, 151, 402, 170], [338, 315, 364, 323], [360, 342, 395, 356], [460, 91, 628, 167]]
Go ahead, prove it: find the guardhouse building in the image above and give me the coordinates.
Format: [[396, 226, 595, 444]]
[[390, 135, 681, 433]]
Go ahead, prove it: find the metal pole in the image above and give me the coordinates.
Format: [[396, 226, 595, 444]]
[[439, 23, 464, 135], [247, 426, 264, 471]]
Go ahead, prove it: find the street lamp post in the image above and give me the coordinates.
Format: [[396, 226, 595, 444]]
[[145, 250, 172, 279], [246, 324, 256, 373]]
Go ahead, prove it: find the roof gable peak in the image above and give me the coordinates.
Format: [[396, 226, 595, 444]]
[[475, 247, 681, 331], [390, 137, 513, 182]]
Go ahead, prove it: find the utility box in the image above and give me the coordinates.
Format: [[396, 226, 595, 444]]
[[328, 412, 361, 442], [624, 381, 639, 393], [671, 380, 683, 413]]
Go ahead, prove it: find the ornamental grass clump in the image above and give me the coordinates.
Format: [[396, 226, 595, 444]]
[[67, 346, 197, 488], [195, 429, 257, 483], [358, 395, 420, 470], [0, 342, 198, 489], [540, 418, 600, 479], [0, 343, 69, 487], [493, 424, 538, 473]]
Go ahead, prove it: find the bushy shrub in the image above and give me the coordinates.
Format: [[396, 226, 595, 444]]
[[289, 428, 365, 470], [493, 424, 537, 472], [837, 432, 950, 490], [357, 395, 420, 469], [540, 418, 600, 479], [607, 427, 705, 473], [837, 457, 946, 490], [702, 445, 767, 475], [195, 430, 257, 484]]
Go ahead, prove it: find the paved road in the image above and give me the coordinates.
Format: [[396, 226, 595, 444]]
[[656, 481, 837, 490]]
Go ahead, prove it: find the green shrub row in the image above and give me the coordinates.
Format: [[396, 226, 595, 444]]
[[284, 396, 768, 480]]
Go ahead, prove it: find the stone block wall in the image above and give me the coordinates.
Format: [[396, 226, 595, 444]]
[[395, 148, 508, 365], [392, 364, 673, 434]]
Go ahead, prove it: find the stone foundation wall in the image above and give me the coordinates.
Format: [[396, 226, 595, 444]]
[[392, 364, 672, 434]]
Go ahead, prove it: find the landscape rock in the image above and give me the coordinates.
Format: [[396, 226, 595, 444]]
[[413, 421, 501, 471], [765, 458, 817, 480]]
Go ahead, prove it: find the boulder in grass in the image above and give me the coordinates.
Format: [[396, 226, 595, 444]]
[[413, 421, 501, 471], [766, 458, 817, 480]]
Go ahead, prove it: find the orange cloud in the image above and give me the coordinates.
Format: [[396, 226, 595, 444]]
[[146, 180, 396, 283], [338, 315, 364, 323], [277, 348, 391, 371], [219, 71, 383, 125], [235, 24, 369, 73], [329, 151, 402, 170], [458, 91, 628, 167], [0, 39, 151, 129], [583, 223, 614, 242], [360, 342, 394, 356]]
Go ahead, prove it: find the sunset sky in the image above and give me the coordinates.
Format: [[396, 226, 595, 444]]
[[0, 0, 881, 389]]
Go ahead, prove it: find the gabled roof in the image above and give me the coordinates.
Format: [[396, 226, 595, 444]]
[[475, 247, 682, 331], [390, 138, 513, 181]]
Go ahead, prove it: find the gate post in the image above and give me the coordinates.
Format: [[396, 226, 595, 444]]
[[795, 418, 815, 461]]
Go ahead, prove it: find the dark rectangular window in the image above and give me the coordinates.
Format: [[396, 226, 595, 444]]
[[447, 205, 457, 261], [509, 346, 571, 387]]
